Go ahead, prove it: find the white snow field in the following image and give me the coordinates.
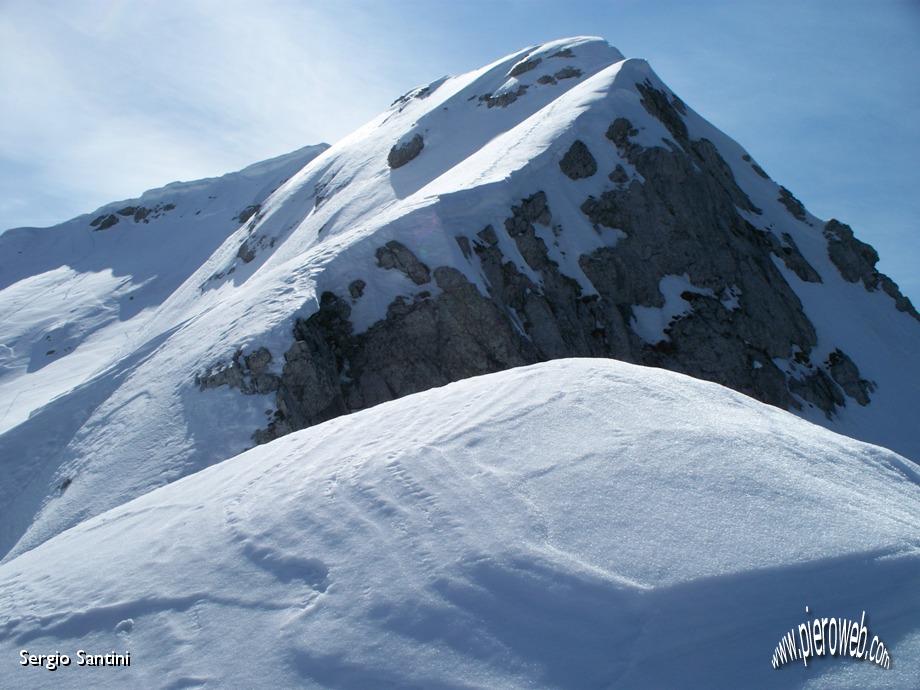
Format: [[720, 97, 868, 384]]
[[1, 359, 918, 689]]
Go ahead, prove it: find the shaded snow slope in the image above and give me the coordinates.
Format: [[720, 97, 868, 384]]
[[0, 360, 918, 689], [0, 36, 917, 565], [0, 143, 327, 432]]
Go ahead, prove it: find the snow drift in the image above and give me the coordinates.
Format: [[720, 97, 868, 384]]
[[0, 359, 918, 688]]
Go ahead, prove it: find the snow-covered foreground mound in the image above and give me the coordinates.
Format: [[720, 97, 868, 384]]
[[1, 359, 918, 689]]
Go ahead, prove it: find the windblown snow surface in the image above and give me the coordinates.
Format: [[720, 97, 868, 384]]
[[1, 360, 918, 688]]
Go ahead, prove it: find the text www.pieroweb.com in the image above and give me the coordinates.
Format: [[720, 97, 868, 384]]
[[771, 609, 890, 670]]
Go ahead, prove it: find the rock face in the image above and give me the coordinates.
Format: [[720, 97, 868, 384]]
[[387, 134, 424, 168], [167, 42, 917, 459], [559, 140, 597, 179], [240, 79, 916, 445]]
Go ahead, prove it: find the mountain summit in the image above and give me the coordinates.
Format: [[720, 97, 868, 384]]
[[1, 37, 918, 561]]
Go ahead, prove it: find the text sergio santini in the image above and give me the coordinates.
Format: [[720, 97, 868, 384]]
[[20, 649, 130, 670]]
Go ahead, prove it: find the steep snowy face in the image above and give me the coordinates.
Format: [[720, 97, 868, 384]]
[[1, 360, 918, 688], [1, 37, 918, 562]]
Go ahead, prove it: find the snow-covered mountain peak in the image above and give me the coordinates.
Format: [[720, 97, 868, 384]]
[[1, 37, 918, 567]]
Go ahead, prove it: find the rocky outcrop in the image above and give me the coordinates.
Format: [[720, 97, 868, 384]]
[[196, 347, 280, 396], [479, 86, 528, 108], [827, 348, 874, 406], [92, 203, 176, 229], [824, 219, 919, 320], [236, 204, 261, 224], [509, 56, 541, 77], [387, 134, 424, 169], [201, 81, 904, 442], [778, 186, 807, 221], [375, 240, 431, 285], [559, 140, 597, 179], [90, 214, 119, 230]]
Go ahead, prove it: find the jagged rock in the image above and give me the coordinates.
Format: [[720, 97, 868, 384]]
[[197, 347, 280, 396], [606, 118, 640, 157], [480, 85, 528, 108], [554, 66, 582, 80], [821, 219, 918, 320], [742, 154, 770, 179], [827, 348, 874, 405], [537, 75, 556, 85], [878, 275, 919, 320], [477, 225, 499, 246], [824, 218, 878, 286], [387, 134, 424, 169], [246, 107, 881, 442], [790, 369, 845, 417], [778, 186, 807, 220], [550, 48, 574, 58], [509, 56, 541, 77], [455, 236, 472, 259], [348, 279, 366, 299], [237, 204, 261, 224], [609, 164, 629, 184], [762, 231, 822, 283], [636, 80, 688, 144], [375, 240, 431, 285], [237, 240, 256, 263], [559, 140, 597, 179], [117, 206, 137, 216], [90, 213, 119, 230]]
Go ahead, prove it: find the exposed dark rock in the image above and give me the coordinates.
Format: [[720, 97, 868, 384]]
[[761, 231, 822, 283], [479, 85, 528, 108], [824, 218, 878, 285], [559, 140, 597, 180], [742, 154, 770, 179], [554, 66, 582, 80], [635, 80, 688, 144], [550, 48, 574, 58], [509, 56, 541, 77], [789, 369, 845, 417], [387, 134, 424, 169], [237, 204, 261, 224], [90, 214, 119, 230], [878, 275, 919, 320], [348, 279, 366, 300], [827, 348, 874, 405], [609, 164, 629, 184], [606, 118, 640, 157], [778, 186, 807, 221], [822, 219, 919, 320], [94, 202, 174, 227], [455, 235, 472, 259], [477, 225, 499, 246], [197, 347, 280, 396], [375, 240, 431, 285], [233, 108, 880, 442], [537, 75, 556, 85], [237, 240, 256, 263]]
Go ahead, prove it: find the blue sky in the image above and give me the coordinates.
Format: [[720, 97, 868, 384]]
[[1, 0, 917, 300]]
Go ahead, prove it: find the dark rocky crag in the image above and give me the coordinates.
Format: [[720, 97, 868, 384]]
[[201, 80, 914, 445]]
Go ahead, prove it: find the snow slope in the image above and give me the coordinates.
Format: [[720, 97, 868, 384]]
[[0, 36, 917, 567], [0, 359, 918, 689]]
